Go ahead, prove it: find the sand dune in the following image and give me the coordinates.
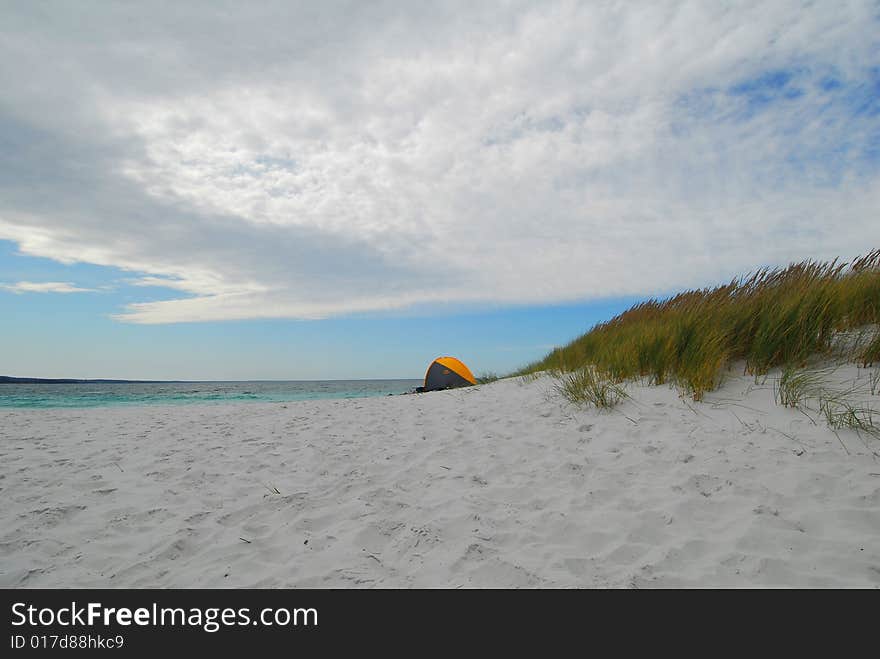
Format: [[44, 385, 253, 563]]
[[1, 371, 878, 587]]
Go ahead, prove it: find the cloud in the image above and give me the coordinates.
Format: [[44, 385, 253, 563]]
[[0, 281, 97, 294], [0, 2, 878, 323]]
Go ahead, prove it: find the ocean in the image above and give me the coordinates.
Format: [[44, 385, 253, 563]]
[[0, 379, 422, 408]]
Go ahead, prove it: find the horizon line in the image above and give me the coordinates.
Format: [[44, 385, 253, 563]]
[[0, 375, 424, 384]]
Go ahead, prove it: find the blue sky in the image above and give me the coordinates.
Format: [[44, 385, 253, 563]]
[[0, 239, 640, 379], [1, 2, 878, 379]]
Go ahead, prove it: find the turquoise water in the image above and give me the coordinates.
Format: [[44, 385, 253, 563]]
[[0, 379, 422, 408]]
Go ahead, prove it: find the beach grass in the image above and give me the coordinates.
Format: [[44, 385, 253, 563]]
[[773, 364, 827, 408], [553, 365, 629, 409], [767, 363, 880, 440], [861, 331, 880, 366], [820, 396, 880, 439], [517, 250, 880, 408]]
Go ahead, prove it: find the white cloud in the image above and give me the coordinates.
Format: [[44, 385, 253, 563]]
[[0, 1, 878, 323], [0, 281, 97, 294]]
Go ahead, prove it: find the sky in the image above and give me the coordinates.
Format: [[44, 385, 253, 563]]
[[1, 1, 879, 380]]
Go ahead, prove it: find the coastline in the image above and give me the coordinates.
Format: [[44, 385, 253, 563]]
[[0, 379, 422, 409]]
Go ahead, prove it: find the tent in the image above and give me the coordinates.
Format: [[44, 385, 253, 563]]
[[422, 356, 476, 392]]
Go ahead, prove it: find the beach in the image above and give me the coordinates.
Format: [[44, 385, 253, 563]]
[[1, 372, 878, 588]]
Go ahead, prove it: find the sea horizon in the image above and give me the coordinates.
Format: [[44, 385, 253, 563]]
[[0, 378, 423, 408], [1, 375, 421, 383]]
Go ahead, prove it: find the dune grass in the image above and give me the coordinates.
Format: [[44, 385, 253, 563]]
[[862, 332, 880, 366], [773, 363, 828, 409], [554, 366, 629, 409], [820, 396, 880, 439], [770, 363, 880, 440], [870, 369, 880, 397], [516, 250, 880, 406]]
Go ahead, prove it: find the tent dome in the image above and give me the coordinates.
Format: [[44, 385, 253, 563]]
[[423, 356, 476, 392]]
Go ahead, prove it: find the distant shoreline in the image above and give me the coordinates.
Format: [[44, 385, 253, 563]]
[[0, 378, 423, 408], [0, 376, 419, 385], [0, 376, 166, 384]]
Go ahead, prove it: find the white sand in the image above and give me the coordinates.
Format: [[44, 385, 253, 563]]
[[2, 370, 879, 588]]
